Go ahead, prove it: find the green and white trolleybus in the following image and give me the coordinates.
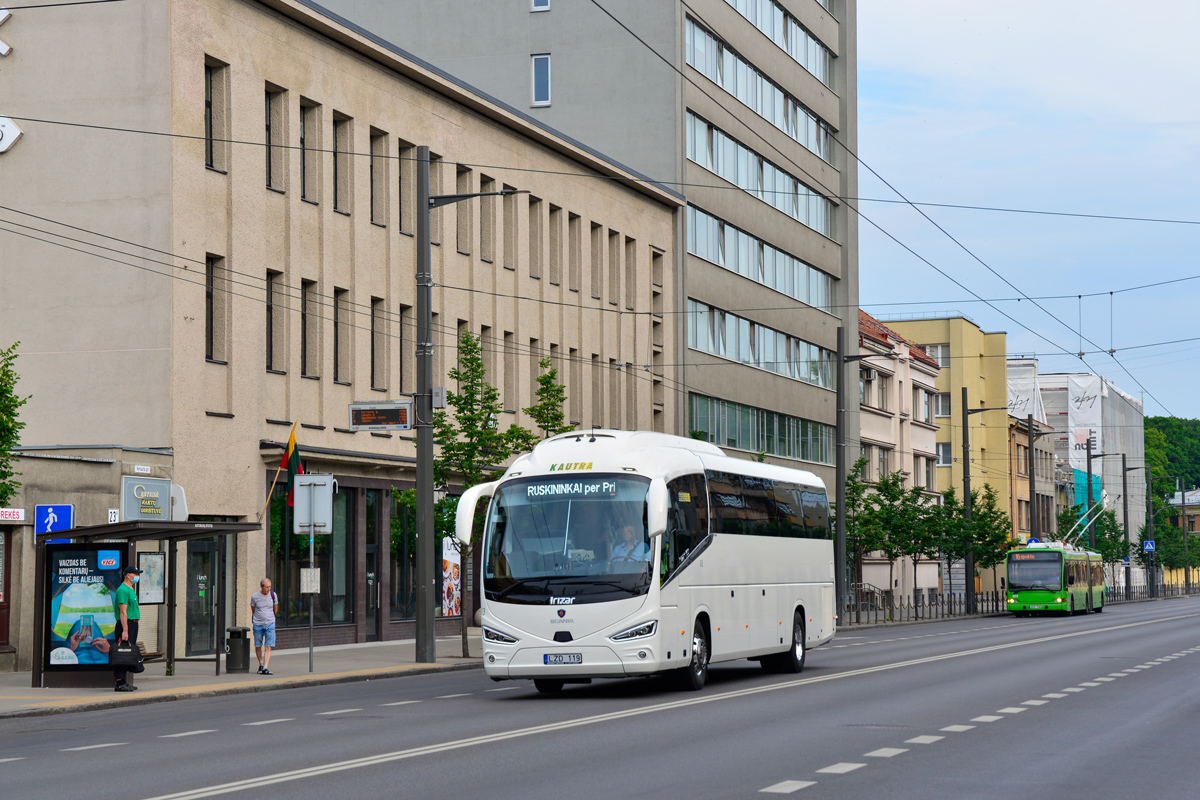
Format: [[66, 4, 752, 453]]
[[1006, 541, 1105, 616], [455, 431, 837, 693]]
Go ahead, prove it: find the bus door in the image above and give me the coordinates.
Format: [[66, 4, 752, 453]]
[[660, 475, 709, 656]]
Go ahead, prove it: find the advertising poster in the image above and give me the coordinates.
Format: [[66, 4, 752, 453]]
[[137, 552, 166, 605], [1068, 374, 1104, 520], [442, 537, 461, 617], [44, 544, 127, 670]]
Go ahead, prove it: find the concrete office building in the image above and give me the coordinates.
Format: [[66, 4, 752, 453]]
[[316, 0, 861, 486], [0, 0, 678, 669]]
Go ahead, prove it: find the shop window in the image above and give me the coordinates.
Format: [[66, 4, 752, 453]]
[[270, 484, 355, 627]]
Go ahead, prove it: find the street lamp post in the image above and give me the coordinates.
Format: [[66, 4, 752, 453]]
[[1145, 475, 1178, 599], [415, 146, 524, 663], [1084, 439, 1120, 551], [1025, 414, 1055, 543], [1123, 456, 1142, 601], [835, 327, 877, 620], [960, 388, 1007, 614]]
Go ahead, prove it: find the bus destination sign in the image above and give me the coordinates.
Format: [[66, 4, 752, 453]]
[[348, 400, 413, 431]]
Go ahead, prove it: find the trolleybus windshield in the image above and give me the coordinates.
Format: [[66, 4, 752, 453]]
[[483, 474, 652, 604], [1008, 551, 1062, 592]]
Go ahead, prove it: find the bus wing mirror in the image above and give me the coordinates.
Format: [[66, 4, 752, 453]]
[[648, 478, 669, 538], [456, 481, 499, 545]]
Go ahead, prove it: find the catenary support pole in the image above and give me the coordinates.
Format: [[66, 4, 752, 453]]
[[1122, 454, 1131, 600], [834, 326, 848, 617], [1028, 414, 1037, 543], [1086, 436, 1096, 550], [415, 146, 437, 664], [1148, 478, 1156, 598], [961, 386, 974, 614], [309, 483, 315, 674]]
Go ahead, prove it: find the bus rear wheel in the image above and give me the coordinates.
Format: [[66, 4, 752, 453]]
[[533, 679, 565, 694], [675, 621, 709, 691]]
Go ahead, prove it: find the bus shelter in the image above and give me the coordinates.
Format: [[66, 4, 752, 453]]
[[32, 520, 260, 688]]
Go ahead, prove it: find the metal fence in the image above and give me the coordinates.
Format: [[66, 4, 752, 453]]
[[841, 581, 1200, 626]]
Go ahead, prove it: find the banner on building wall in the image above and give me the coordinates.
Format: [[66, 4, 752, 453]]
[[1007, 374, 1047, 424], [442, 537, 461, 618], [44, 543, 130, 671], [1067, 374, 1103, 473]]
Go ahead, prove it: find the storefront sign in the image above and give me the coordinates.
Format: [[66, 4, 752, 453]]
[[0, 508, 25, 522], [121, 476, 171, 521], [43, 543, 130, 671]]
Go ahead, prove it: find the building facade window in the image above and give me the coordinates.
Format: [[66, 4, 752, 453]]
[[859, 445, 872, 479], [686, 112, 833, 238], [371, 297, 385, 390], [936, 442, 952, 466], [333, 288, 349, 383], [878, 447, 891, 477], [205, 255, 227, 362], [877, 373, 890, 411], [300, 102, 320, 201], [333, 115, 352, 212], [935, 392, 952, 417], [532, 54, 551, 106], [301, 280, 318, 377], [687, 206, 832, 313], [532, 0, 550, 9], [270, 484, 355, 628], [265, 271, 284, 371], [925, 343, 951, 368], [265, 87, 286, 189], [370, 129, 388, 225], [689, 299, 835, 390], [689, 392, 834, 464], [721, 0, 834, 87], [685, 19, 833, 162], [204, 60, 229, 171]]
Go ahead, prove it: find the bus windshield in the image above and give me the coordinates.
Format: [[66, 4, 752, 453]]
[[483, 474, 652, 604], [1008, 551, 1062, 591]]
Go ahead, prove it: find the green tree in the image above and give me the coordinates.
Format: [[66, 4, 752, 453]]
[[522, 357, 574, 439], [970, 484, 1013, 587], [0, 342, 29, 508], [434, 331, 537, 655], [836, 457, 879, 594], [1145, 416, 1200, 490]]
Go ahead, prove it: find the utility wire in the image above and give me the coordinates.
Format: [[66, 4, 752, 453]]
[[2, 0, 128, 9]]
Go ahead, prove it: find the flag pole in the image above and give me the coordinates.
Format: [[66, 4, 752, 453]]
[[257, 420, 299, 522]]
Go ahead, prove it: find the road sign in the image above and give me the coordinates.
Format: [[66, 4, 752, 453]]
[[1026, 537, 1040, 544], [348, 399, 413, 431], [1144, 540, 1156, 552], [300, 567, 320, 594], [293, 474, 335, 535], [35, 504, 74, 534]]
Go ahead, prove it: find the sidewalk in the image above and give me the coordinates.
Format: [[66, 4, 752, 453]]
[[0, 632, 483, 719]]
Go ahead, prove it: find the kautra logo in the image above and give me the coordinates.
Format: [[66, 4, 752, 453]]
[[98, 550, 121, 570]]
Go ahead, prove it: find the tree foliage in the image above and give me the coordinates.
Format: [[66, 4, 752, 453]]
[[522, 357, 574, 439], [1145, 416, 1200, 490], [0, 342, 29, 508]]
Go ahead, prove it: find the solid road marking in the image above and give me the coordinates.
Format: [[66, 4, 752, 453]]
[[243, 719, 293, 726], [816, 763, 865, 774], [61, 743, 127, 751], [941, 725, 974, 732], [865, 748, 908, 758], [972, 716, 1003, 722], [140, 612, 1200, 800], [905, 735, 944, 745], [316, 709, 362, 716], [160, 731, 218, 739], [381, 701, 422, 707], [760, 780, 816, 793]]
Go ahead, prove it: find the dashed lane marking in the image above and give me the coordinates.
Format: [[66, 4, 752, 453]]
[[486, 687, 520, 692], [1107, 673, 1128, 678], [1093, 677, 1115, 682], [816, 763, 865, 774], [997, 707, 1027, 714], [1022, 700, 1049, 706], [759, 781, 816, 794], [1063, 688, 1086, 692], [316, 709, 362, 716], [0, 757, 26, 763], [61, 743, 127, 752], [972, 715, 1003, 722], [1043, 693, 1069, 699], [381, 701, 422, 707], [159, 731, 218, 739], [941, 725, 975, 732], [905, 735, 944, 745], [138, 617, 1200, 800], [243, 719, 293, 726], [865, 748, 908, 758], [435, 694, 472, 699], [1079, 682, 1102, 687]]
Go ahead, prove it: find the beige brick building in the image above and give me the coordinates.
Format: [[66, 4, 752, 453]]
[[0, 0, 678, 667]]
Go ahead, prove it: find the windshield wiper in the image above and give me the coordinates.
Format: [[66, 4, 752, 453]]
[[557, 578, 646, 594], [496, 578, 548, 599]]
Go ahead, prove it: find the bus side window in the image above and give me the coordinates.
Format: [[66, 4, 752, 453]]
[[663, 474, 708, 583]]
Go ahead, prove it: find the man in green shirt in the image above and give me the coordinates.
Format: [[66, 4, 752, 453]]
[[113, 565, 142, 692]]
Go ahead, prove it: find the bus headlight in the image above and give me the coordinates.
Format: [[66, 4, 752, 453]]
[[1054, 598, 1064, 603], [611, 621, 657, 641], [1007, 598, 1015, 604], [483, 626, 519, 644]]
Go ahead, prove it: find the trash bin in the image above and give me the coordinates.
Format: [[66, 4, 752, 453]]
[[226, 626, 251, 673]]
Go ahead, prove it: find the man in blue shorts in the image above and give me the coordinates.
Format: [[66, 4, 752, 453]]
[[250, 578, 278, 675]]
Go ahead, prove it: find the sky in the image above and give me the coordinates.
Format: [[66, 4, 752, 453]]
[[856, 0, 1200, 419]]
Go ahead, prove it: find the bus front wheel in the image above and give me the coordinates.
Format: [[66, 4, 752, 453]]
[[676, 621, 709, 691]]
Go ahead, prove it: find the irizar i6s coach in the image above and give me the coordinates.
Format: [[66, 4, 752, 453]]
[[455, 431, 837, 693]]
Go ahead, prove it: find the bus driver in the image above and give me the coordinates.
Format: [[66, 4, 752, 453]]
[[610, 522, 650, 564]]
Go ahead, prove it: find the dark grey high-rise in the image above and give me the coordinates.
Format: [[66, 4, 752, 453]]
[[316, 0, 859, 484]]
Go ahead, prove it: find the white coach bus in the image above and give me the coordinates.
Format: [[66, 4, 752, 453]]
[[455, 431, 836, 693]]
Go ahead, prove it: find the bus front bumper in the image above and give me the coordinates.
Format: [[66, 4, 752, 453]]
[[1007, 596, 1067, 612], [484, 644, 663, 680]]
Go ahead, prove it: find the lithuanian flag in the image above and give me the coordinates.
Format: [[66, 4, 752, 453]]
[[281, 422, 304, 507]]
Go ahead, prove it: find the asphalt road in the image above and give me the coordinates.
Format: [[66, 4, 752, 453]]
[[3, 598, 1199, 799]]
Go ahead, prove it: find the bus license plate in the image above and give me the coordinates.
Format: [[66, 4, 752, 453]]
[[544, 653, 582, 665], [1028, 605, 1043, 609]]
